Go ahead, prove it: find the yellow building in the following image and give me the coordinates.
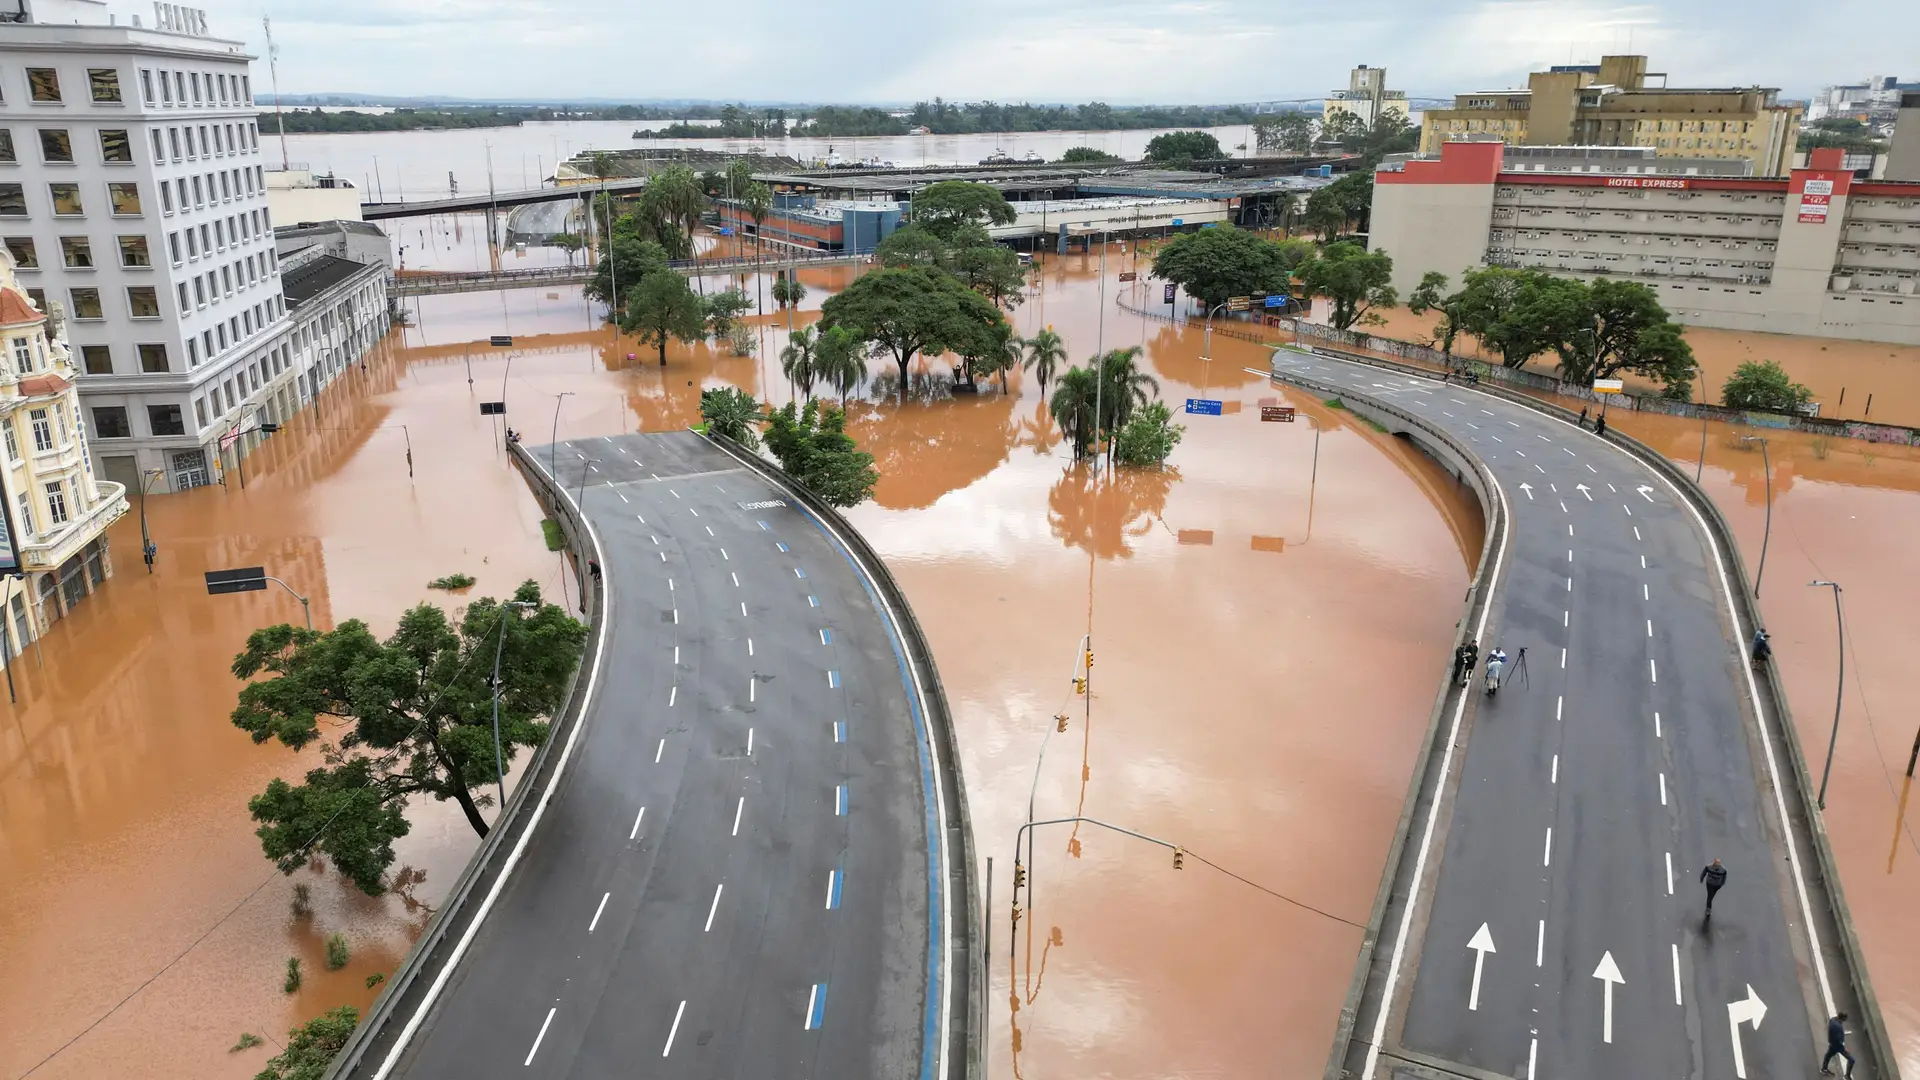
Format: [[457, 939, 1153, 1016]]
[[0, 252, 129, 658], [1420, 55, 1803, 176]]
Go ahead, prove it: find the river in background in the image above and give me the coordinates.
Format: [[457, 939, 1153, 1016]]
[[275, 121, 1261, 202]]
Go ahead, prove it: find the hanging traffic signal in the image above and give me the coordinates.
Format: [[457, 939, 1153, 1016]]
[[1172, 848, 1186, 870], [1072, 677, 1087, 695], [1010, 902, 1023, 927], [1013, 863, 1027, 889], [1085, 649, 1094, 669], [1055, 714, 1069, 733]]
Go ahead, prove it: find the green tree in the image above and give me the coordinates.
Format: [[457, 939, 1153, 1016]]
[[910, 181, 1017, 242], [874, 224, 949, 269], [621, 270, 708, 366], [584, 233, 668, 313], [253, 1006, 358, 1080], [699, 386, 763, 447], [763, 399, 879, 507], [1317, 111, 1368, 149], [1097, 346, 1161, 453], [1553, 277, 1696, 395], [1296, 242, 1397, 330], [1303, 171, 1375, 237], [1252, 113, 1316, 154], [1056, 146, 1122, 164], [1112, 400, 1184, 466], [771, 273, 807, 309], [551, 232, 585, 265], [231, 584, 585, 893], [948, 240, 1026, 309], [725, 159, 755, 199], [742, 180, 775, 314], [1143, 130, 1223, 165], [819, 267, 1008, 400], [1021, 327, 1068, 397], [1406, 270, 1466, 358], [814, 324, 868, 407], [780, 326, 819, 399], [1050, 366, 1101, 458], [702, 288, 753, 339], [1150, 224, 1299, 309], [638, 164, 706, 260], [1721, 360, 1813, 413], [1448, 266, 1563, 368]]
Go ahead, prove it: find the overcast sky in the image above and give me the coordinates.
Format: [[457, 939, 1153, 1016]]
[[185, 0, 1911, 103]]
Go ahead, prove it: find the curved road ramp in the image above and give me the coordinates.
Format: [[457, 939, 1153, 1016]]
[[328, 431, 974, 1080], [1260, 350, 1895, 1080]]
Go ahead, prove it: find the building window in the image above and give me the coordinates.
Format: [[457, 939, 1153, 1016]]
[[15, 491, 30, 537], [4, 238, 37, 269], [108, 182, 142, 215], [29, 409, 53, 452], [91, 406, 130, 438], [27, 69, 62, 103], [160, 183, 173, 214], [0, 130, 14, 164], [68, 288, 103, 320], [99, 129, 132, 163], [138, 343, 168, 372], [194, 397, 208, 426], [44, 482, 67, 526], [193, 277, 205, 306], [127, 287, 160, 319], [242, 75, 251, 103], [88, 69, 122, 104], [80, 344, 112, 374], [151, 129, 165, 164], [59, 236, 92, 268], [173, 72, 185, 103], [49, 184, 83, 216], [168, 127, 181, 160], [38, 129, 74, 163], [11, 336, 31, 372], [219, 172, 230, 200], [168, 233, 181, 263], [0, 185, 24, 217], [148, 403, 185, 436], [190, 72, 201, 104], [119, 236, 150, 267], [191, 175, 203, 206], [141, 70, 154, 104]]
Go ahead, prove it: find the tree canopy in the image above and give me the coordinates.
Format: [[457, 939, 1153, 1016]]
[[1721, 360, 1813, 413], [1431, 268, 1695, 394], [911, 181, 1018, 242], [700, 386, 763, 446], [1304, 171, 1375, 237], [1296, 242, 1397, 330], [253, 1006, 359, 1080], [764, 399, 880, 507], [231, 583, 586, 894], [819, 266, 1008, 399], [584, 233, 668, 313], [621, 270, 708, 366], [1056, 146, 1122, 164], [1252, 113, 1317, 154], [1143, 130, 1224, 165], [1150, 225, 1306, 309]]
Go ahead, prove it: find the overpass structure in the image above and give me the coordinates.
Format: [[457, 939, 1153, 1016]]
[[389, 249, 868, 297], [1260, 349, 1893, 1080], [361, 178, 647, 221], [333, 432, 974, 1080]]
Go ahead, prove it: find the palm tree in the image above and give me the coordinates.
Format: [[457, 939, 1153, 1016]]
[[1096, 346, 1160, 450], [815, 324, 867, 408], [699, 386, 763, 448], [1050, 366, 1100, 459], [586, 152, 619, 321], [1021, 328, 1067, 398], [780, 326, 818, 400], [743, 181, 774, 320]]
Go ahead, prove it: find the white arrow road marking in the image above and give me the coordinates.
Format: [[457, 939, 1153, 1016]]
[[1637, 484, 1656, 502], [1727, 984, 1767, 1079], [1575, 484, 1593, 501], [1594, 952, 1625, 1043], [1519, 483, 1534, 500], [1468, 923, 1496, 1011]]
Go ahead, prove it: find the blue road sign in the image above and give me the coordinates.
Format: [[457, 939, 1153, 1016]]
[[718, 227, 735, 236], [1264, 295, 1286, 308], [1171, 218, 1183, 227], [1184, 398, 1224, 416]]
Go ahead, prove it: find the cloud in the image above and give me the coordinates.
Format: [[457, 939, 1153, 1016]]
[[195, 0, 1914, 102]]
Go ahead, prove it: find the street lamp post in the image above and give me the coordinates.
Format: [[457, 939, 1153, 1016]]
[[1809, 580, 1845, 810], [1740, 435, 1772, 595], [137, 468, 165, 573], [489, 599, 536, 815], [577, 459, 599, 510], [1201, 301, 1230, 362], [550, 391, 575, 477], [205, 566, 312, 629]]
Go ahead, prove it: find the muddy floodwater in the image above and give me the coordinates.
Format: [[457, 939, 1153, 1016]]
[[8, 240, 1920, 1079]]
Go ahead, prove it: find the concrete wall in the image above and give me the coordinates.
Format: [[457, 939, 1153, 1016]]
[[1887, 101, 1920, 182], [267, 182, 363, 226]]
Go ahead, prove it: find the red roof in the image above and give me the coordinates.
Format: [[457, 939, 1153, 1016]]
[[17, 373, 71, 397], [0, 288, 43, 328]]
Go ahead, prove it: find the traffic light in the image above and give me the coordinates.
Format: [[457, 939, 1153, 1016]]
[[1072, 677, 1087, 695], [1085, 649, 1094, 669], [1010, 902, 1023, 927], [1055, 714, 1069, 733], [1172, 848, 1186, 870], [1013, 863, 1027, 889]]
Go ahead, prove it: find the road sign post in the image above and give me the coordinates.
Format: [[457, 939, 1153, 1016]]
[[1260, 405, 1296, 423], [1183, 399, 1223, 417]]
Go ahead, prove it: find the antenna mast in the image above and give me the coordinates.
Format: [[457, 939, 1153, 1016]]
[[263, 17, 290, 171]]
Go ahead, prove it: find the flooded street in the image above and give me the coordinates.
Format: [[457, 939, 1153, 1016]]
[[9, 232, 1920, 1079]]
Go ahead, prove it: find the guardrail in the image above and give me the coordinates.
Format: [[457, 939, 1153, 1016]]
[[1293, 342, 1899, 1080], [700, 430, 981, 1080], [324, 442, 605, 1080]]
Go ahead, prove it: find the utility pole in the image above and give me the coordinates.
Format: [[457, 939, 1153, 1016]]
[[262, 18, 290, 171]]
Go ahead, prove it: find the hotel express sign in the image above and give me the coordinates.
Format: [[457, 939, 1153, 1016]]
[[152, 2, 210, 35], [1603, 177, 1690, 190]]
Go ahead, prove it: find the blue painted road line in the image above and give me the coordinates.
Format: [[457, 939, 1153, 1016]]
[[805, 982, 828, 1030], [758, 520, 770, 530], [827, 868, 844, 910], [834, 721, 846, 743], [794, 566, 806, 579], [827, 670, 840, 688], [835, 784, 848, 816], [807, 595, 819, 608], [820, 628, 832, 644], [777, 542, 790, 552]]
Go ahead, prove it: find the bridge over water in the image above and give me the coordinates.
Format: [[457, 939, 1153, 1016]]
[[390, 249, 869, 297]]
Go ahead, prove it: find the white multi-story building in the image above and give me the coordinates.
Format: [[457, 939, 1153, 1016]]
[[0, 0, 300, 493]]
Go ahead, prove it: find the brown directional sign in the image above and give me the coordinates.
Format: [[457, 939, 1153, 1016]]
[[1227, 295, 1251, 311], [1261, 405, 1296, 422], [205, 566, 267, 595], [1118, 271, 1137, 282]]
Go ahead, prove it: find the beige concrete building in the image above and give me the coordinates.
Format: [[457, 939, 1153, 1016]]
[[0, 251, 128, 658], [1324, 65, 1411, 130], [264, 166, 362, 224], [1887, 92, 1920, 183], [1419, 55, 1803, 177], [1370, 143, 1920, 345]]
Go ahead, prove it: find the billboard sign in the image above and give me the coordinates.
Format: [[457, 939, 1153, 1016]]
[[1592, 378, 1624, 394]]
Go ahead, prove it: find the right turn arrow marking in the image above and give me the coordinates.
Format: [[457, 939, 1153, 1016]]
[[1726, 983, 1767, 1079], [1467, 923, 1496, 1012]]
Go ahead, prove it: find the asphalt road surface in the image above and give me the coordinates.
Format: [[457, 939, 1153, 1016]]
[[1267, 353, 1832, 1080], [383, 432, 945, 1079]]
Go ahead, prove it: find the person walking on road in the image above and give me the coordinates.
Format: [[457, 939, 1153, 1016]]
[[1453, 642, 1479, 687], [1594, 414, 1608, 436], [1751, 628, 1772, 668], [1700, 858, 1727, 916], [1484, 648, 1507, 695], [1822, 1012, 1856, 1077]]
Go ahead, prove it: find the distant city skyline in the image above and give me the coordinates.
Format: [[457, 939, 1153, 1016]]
[[186, 0, 1911, 105]]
